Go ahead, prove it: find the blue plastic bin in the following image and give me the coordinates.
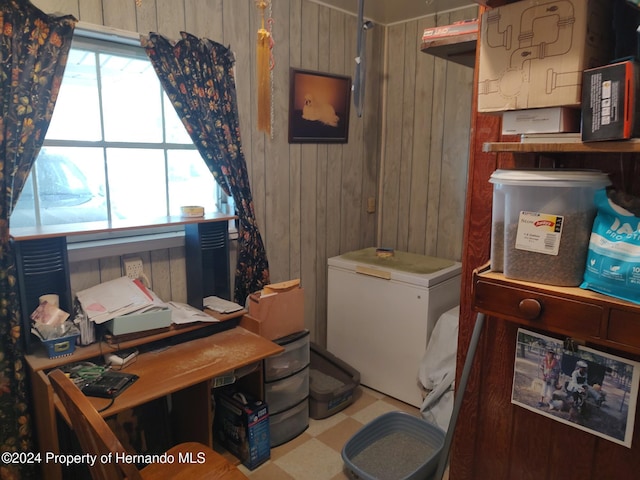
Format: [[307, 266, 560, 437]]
[[342, 411, 445, 480]]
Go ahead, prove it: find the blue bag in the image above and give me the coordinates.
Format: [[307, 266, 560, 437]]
[[580, 189, 640, 304]]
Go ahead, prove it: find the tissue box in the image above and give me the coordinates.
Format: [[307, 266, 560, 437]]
[[245, 280, 304, 340], [41, 334, 79, 359], [214, 388, 270, 470], [477, 0, 613, 113]]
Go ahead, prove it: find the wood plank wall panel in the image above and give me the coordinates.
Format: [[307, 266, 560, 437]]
[[32, 0, 476, 346], [299, 2, 320, 333], [380, 23, 404, 248], [437, 9, 473, 261], [263, 0, 293, 283], [326, 9, 346, 262], [360, 27, 382, 250], [135, 0, 158, 35], [398, 20, 418, 253], [185, 0, 223, 42], [379, 6, 476, 260], [103, 0, 137, 31], [409, 14, 435, 255], [340, 14, 363, 255], [289, 0, 303, 282], [247, 1, 267, 252]]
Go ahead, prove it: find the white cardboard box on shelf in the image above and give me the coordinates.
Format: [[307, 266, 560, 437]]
[[501, 107, 580, 134], [477, 0, 613, 113]]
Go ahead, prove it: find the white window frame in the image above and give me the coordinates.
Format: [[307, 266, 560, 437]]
[[20, 23, 236, 260]]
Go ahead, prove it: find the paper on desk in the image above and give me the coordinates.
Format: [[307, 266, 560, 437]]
[[203, 296, 244, 314], [168, 302, 219, 324], [76, 276, 153, 324], [131, 287, 170, 314]]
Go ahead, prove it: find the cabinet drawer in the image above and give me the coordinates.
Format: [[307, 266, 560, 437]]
[[474, 281, 603, 338], [269, 397, 309, 447], [608, 309, 640, 350], [265, 366, 309, 415], [265, 330, 309, 381]]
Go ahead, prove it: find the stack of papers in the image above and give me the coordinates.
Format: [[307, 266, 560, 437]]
[[203, 296, 244, 314], [76, 277, 156, 324], [168, 302, 219, 325]]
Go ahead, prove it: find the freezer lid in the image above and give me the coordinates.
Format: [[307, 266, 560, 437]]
[[328, 248, 462, 287]]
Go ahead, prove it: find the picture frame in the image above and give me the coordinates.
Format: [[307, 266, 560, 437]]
[[512, 328, 640, 448], [288, 68, 351, 143]]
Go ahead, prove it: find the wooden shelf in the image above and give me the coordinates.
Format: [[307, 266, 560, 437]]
[[483, 139, 640, 154], [420, 32, 477, 68], [24, 308, 247, 372]]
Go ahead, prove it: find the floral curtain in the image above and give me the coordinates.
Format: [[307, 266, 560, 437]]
[[0, 1, 75, 478], [142, 32, 270, 304]]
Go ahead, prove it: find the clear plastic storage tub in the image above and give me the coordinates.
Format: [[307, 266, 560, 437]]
[[264, 330, 309, 381], [269, 397, 309, 447], [264, 366, 309, 415], [489, 169, 610, 286]]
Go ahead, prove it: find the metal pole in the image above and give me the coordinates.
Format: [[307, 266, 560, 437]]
[[435, 312, 486, 480]]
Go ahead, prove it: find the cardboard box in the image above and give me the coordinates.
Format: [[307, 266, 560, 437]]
[[106, 308, 172, 336], [246, 280, 304, 340], [214, 388, 270, 470], [501, 107, 580, 134], [422, 19, 478, 42], [581, 60, 640, 142], [477, 0, 613, 113]]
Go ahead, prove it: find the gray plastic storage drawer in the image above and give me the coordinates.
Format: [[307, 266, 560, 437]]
[[269, 397, 309, 447], [265, 330, 310, 381], [265, 366, 309, 415]]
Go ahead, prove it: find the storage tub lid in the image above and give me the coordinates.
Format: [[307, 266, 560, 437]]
[[489, 169, 610, 187]]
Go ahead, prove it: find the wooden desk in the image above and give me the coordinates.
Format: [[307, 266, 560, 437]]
[[26, 326, 283, 480]]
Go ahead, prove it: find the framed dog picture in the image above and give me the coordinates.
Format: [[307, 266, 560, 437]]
[[288, 68, 351, 143]]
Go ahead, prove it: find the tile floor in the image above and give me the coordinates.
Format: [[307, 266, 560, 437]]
[[236, 386, 449, 480]]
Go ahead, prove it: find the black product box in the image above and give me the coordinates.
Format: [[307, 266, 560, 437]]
[[214, 388, 270, 470], [582, 60, 640, 142]]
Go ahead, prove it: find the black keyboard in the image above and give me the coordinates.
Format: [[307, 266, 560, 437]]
[[82, 371, 138, 398]]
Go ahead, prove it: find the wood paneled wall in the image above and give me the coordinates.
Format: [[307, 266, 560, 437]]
[[33, 0, 477, 345], [381, 7, 475, 260]]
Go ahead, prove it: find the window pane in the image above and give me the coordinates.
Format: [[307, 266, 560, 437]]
[[164, 94, 193, 144], [47, 49, 102, 141], [11, 147, 108, 227], [167, 150, 217, 215], [10, 175, 36, 228], [101, 55, 163, 143], [9, 32, 224, 232], [107, 148, 168, 218]]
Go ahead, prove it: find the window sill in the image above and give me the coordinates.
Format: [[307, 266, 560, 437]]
[[10, 213, 238, 262]]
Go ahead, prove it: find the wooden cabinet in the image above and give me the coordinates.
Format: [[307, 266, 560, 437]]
[[452, 124, 640, 478], [452, 3, 640, 477], [454, 135, 640, 479]]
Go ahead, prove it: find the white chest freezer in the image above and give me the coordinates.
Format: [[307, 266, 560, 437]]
[[327, 248, 461, 407]]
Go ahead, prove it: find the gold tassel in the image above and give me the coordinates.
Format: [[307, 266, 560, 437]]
[[256, 1, 272, 135]]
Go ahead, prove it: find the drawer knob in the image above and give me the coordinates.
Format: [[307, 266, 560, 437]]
[[518, 298, 542, 319]]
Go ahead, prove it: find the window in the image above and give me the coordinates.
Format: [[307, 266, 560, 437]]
[[11, 27, 228, 230]]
